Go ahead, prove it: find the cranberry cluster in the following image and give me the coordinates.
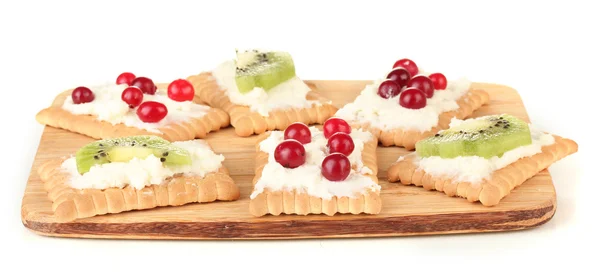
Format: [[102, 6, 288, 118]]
[[377, 58, 447, 110], [274, 118, 355, 182]]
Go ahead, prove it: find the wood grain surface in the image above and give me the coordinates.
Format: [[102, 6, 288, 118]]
[[21, 81, 557, 239]]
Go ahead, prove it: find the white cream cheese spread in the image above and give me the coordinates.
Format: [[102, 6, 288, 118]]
[[250, 127, 380, 200], [412, 120, 555, 184], [335, 75, 472, 132], [61, 140, 224, 190], [211, 60, 321, 117], [62, 83, 211, 134]]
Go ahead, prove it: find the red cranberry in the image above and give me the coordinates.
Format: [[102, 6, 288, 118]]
[[377, 79, 401, 99], [274, 140, 306, 169], [167, 79, 195, 102], [116, 72, 136, 86], [323, 118, 351, 139], [327, 132, 355, 156], [284, 122, 312, 144], [71, 87, 95, 104], [321, 153, 351, 181], [121, 87, 144, 108], [429, 73, 448, 90], [399, 87, 427, 109], [136, 101, 168, 123], [407, 75, 435, 98], [392, 58, 419, 77], [386, 67, 411, 88], [131, 77, 157, 95]]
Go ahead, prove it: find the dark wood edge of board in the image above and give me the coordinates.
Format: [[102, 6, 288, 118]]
[[21, 200, 556, 240]]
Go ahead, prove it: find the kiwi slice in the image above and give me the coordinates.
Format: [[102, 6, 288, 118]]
[[75, 136, 192, 174], [416, 114, 532, 159], [234, 49, 296, 93]]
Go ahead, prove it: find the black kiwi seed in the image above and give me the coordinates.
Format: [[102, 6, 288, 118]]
[[160, 158, 166, 162], [100, 153, 106, 157], [142, 144, 147, 147], [459, 130, 464, 134], [504, 125, 509, 128], [99, 144, 103, 147], [162, 152, 169, 157], [499, 117, 503, 120], [479, 130, 484, 133], [94, 155, 99, 160], [495, 123, 500, 127]]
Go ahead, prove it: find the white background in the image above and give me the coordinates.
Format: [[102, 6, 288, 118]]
[[0, 0, 596, 278]]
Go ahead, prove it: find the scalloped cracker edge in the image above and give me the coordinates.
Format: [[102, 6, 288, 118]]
[[387, 135, 578, 206], [249, 133, 381, 216], [187, 72, 338, 137], [37, 150, 239, 223]]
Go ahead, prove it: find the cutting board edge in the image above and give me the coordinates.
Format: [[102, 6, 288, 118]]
[[21, 196, 556, 240]]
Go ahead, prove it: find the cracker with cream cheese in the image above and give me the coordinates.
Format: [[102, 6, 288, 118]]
[[187, 72, 338, 137], [387, 135, 577, 206], [36, 85, 230, 141], [335, 79, 489, 150], [37, 140, 239, 223], [249, 129, 381, 217]]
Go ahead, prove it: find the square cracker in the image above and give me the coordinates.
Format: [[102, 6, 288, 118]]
[[36, 87, 230, 141], [349, 89, 489, 150], [249, 133, 382, 217], [37, 142, 240, 223], [387, 135, 578, 206], [187, 73, 338, 137]]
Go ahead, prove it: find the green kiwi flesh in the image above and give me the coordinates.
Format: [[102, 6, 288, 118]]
[[75, 136, 192, 174], [234, 49, 296, 93], [416, 114, 532, 159]]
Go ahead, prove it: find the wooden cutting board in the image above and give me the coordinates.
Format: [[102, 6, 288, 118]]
[[21, 81, 557, 240]]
